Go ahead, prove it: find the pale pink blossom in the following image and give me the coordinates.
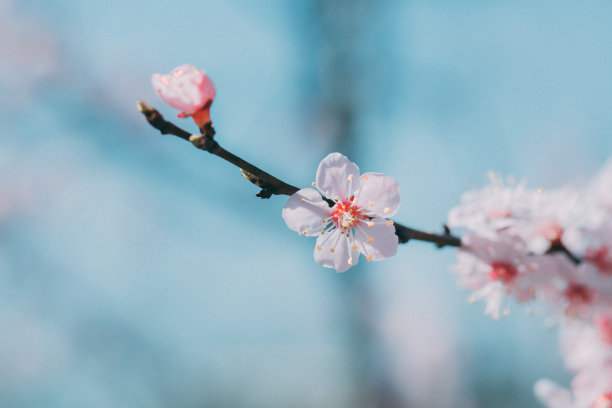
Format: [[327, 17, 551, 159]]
[[536, 363, 612, 408], [448, 174, 599, 255], [447, 172, 535, 237], [539, 260, 612, 321], [517, 188, 591, 254], [558, 320, 612, 373], [580, 221, 612, 276], [455, 233, 549, 318], [152, 64, 215, 126], [448, 158, 612, 406], [282, 153, 399, 273], [535, 380, 574, 408]]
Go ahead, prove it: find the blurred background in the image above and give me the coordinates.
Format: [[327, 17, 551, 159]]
[[1, 0, 612, 406]]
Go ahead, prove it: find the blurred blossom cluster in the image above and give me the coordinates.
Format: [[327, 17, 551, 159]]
[[448, 159, 612, 407]]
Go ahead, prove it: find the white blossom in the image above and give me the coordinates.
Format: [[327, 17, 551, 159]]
[[282, 153, 399, 272]]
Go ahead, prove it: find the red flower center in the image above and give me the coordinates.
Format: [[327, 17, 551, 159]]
[[586, 246, 612, 275], [489, 262, 518, 284], [330, 197, 365, 231], [593, 393, 612, 408], [564, 283, 593, 305]]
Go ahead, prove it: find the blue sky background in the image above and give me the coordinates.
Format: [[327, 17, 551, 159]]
[[1, 0, 612, 407]]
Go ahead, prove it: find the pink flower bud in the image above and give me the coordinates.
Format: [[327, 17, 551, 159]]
[[152, 64, 216, 126]]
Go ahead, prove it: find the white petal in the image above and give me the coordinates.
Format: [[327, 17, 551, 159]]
[[315, 153, 360, 199], [282, 188, 330, 236], [314, 229, 359, 273], [356, 172, 400, 217], [355, 221, 398, 261], [533, 379, 573, 408]]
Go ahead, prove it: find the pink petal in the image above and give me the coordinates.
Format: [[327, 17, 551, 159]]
[[356, 172, 400, 218], [355, 221, 398, 261], [314, 229, 359, 273], [315, 153, 360, 199], [282, 188, 330, 236], [151, 64, 215, 115]]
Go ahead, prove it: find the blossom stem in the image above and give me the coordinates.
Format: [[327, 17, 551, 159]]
[[137, 101, 462, 249], [547, 242, 581, 264]]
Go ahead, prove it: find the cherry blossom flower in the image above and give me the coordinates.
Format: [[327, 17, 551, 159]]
[[447, 159, 612, 406], [447, 173, 600, 255], [282, 153, 399, 273], [152, 64, 216, 127], [455, 233, 549, 318], [447, 172, 534, 237], [538, 260, 612, 321], [535, 363, 612, 408], [560, 320, 612, 373]]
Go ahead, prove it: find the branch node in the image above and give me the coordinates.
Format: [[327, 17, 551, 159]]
[[256, 187, 274, 199], [201, 122, 216, 138], [189, 134, 204, 147]]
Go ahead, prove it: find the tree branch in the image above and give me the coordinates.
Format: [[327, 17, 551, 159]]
[[137, 101, 461, 249]]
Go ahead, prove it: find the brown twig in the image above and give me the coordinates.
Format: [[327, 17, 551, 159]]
[[137, 101, 461, 248], [546, 242, 582, 264]]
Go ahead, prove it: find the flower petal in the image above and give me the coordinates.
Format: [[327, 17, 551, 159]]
[[315, 153, 360, 199], [356, 172, 400, 218], [533, 379, 573, 408], [314, 229, 359, 273], [282, 188, 330, 236], [355, 221, 398, 261], [152, 64, 215, 115]]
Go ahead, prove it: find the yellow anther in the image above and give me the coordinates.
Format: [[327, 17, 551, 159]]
[[361, 175, 368, 181], [335, 196, 339, 201], [316, 245, 322, 251], [367, 237, 374, 243], [301, 198, 306, 202], [301, 231, 307, 235], [347, 174, 354, 181], [386, 220, 393, 226], [368, 201, 375, 206], [352, 244, 358, 250], [330, 247, 335, 253], [348, 258, 353, 265], [320, 203, 326, 207], [384, 207, 391, 214], [322, 220, 327, 223], [321, 231, 325, 235], [367, 222, 374, 228], [312, 182, 316, 187], [366, 255, 373, 262]]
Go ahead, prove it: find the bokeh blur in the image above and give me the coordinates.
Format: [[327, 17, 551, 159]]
[[2, 0, 612, 407]]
